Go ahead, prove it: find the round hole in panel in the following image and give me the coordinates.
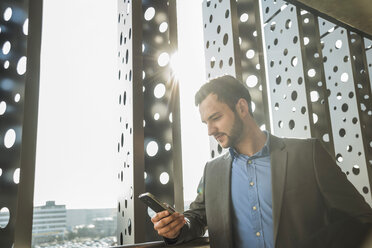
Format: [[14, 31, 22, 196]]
[[165, 143, 171, 151], [283, 48, 288, 56], [270, 21, 276, 31], [13, 168, 20, 184], [154, 113, 160, 120], [336, 153, 343, 162], [144, 7, 155, 21], [154, 83, 166, 98], [229, 57, 233, 66], [363, 187, 369, 194], [333, 66, 338, 72], [303, 37, 309, 45], [0, 101, 6, 115], [339, 128, 346, 137], [301, 106, 306, 114], [2, 41, 11, 55], [291, 91, 297, 101], [17, 56, 27, 75], [23, 19, 29, 35], [210, 56, 216, 68], [0, 168, 2, 176], [159, 22, 168, 33], [120, 232, 123, 245], [217, 25, 221, 34], [310, 91, 319, 102], [322, 133, 330, 142], [278, 121, 283, 128], [293, 36, 298, 44], [352, 117, 358, 124], [144, 172, 147, 179], [219, 60, 223, 68], [0, 207, 10, 228], [251, 101, 256, 112], [343, 56, 349, 62], [275, 75, 281, 85], [340, 72, 348, 82], [225, 9, 229, 18], [4, 60, 9, 69], [313, 113, 318, 124], [160, 172, 169, 184], [288, 120, 295, 130], [3, 7, 12, 21], [341, 103, 348, 112], [335, 40, 342, 49], [291, 56, 298, 67], [246, 75, 258, 88], [347, 145, 352, 152], [307, 69, 316, 77], [246, 49, 255, 59], [240, 13, 249, 22], [169, 112, 173, 123], [223, 34, 228, 45], [128, 219, 132, 235], [4, 129, 16, 148], [336, 92, 342, 100], [274, 103, 279, 110], [285, 19, 292, 29], [146, 141, 158, 157], [303, 18, 309, 24], [158, 52, 169, 67]]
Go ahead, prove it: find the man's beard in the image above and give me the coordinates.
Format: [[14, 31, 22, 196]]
[[225, 112, 244, 148]]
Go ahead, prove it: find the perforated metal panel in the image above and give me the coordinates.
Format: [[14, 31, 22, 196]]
[[261, 3, 311, 138], [117, 0, 181, 244], [320, 23, 372, 204], [297, 10, 334, 153], [318, 17, 337, 37], [202, 0, 372, 206], [142, 0, 181, 241], [236, 0, 270, 131], [117, 0, 145, 244], [348, 33, 372, 189], [365, 38, 372, 95], [0, 0, 42, 247], [261, 0, 286, 23], [202, 0, 241, 158]]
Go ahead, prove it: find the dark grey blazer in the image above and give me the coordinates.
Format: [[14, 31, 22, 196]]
[[176, 135, 372, 248]]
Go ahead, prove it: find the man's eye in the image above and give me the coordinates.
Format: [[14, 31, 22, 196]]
[[213, 116, 221, 121]]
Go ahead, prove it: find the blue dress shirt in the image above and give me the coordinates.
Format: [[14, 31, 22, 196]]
[[230, 132, 273, 248]]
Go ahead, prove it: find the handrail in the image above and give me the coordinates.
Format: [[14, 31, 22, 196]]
[[111, 237, 210, 248]]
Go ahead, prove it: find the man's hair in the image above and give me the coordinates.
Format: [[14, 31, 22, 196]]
[[195, 75, 253, 116]]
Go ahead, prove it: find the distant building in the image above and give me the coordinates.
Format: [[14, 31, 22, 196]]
[[32, 201, 67, 243]]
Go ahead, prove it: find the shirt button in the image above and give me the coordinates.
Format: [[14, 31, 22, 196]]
[[256, 232, 261, 237], [248, 160, 252, 164], [250, 182, 254, 186], [253, 206, 257, 211]]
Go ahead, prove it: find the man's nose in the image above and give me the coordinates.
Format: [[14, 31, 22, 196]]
[[207, 123, 216, 136]]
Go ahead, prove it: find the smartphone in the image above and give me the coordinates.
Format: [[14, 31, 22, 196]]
[[139, 192, 175, 214]]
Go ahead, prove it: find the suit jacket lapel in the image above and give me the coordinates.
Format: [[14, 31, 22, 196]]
[[269, 135, 288, 246]]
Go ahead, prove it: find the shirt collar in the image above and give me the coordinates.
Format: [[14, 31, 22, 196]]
[[229, 130, 270, 160]]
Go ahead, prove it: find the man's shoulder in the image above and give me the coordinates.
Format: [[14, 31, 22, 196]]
[[205, 151, 231, 168], [271, 134, 318, 147]]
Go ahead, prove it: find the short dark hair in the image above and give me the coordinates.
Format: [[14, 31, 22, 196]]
[[195, 75, 253, 116]]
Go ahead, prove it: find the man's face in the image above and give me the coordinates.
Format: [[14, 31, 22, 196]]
[[199, 93, 243, 148]]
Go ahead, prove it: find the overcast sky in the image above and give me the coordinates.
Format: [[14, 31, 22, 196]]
[[34, 0, 209, 209]]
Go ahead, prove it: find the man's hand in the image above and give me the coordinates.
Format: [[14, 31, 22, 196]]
[[151, 210, 186, 239]]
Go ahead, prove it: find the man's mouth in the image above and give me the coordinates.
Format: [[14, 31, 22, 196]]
[[214, 134, 224, 141]]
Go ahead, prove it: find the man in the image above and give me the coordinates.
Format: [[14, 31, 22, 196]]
[[151, 75, 372, 247]]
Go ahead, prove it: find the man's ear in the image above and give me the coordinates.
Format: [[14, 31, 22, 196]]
[[235, 98, 249, 118]]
